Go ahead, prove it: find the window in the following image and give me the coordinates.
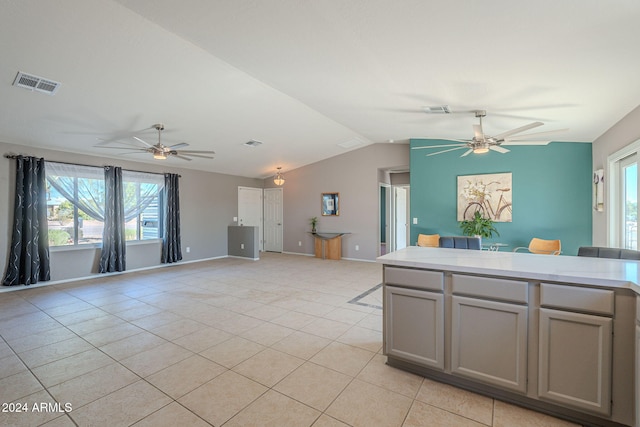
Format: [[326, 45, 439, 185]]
[[620, 155, 637, 249], [122, 171, 164, 241], [45, 162, 164, 247], [46, 164, 105, 246]]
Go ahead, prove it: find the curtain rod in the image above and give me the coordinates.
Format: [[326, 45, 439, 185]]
[[3, 154, 181, 178]]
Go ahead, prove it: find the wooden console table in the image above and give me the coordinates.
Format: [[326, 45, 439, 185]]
[[310, 232, 349, 260]]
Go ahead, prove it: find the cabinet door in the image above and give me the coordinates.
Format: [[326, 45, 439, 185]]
[[384, 286, 444, 370], [538, 308, 612, 416], [451, 296, 528, 393]]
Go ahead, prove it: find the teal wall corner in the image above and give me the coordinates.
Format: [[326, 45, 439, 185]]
[[409, 139, 593, 255]]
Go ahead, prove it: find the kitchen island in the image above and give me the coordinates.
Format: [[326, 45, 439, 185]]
[[377, 246, 640, 427]]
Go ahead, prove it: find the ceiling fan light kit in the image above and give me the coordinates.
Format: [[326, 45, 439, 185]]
[[413, 109, 568, 157]]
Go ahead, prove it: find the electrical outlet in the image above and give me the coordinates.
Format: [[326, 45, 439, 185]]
[[241, 243, 244, 249], [186, 247, 190, 253], [355, 245, 359, 251], [298, 241, 302, 246], [233, 216, 238, 222], [413, 217, 418, 225]]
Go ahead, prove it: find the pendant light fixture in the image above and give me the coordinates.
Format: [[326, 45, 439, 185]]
[[274, 167, 285, 186]]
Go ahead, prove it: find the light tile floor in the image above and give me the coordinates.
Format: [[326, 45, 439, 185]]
[[0, 253, 579, 427]]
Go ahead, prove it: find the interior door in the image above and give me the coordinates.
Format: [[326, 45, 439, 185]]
[[379, 184, 391, 256], [238, 186, 263, 250], [264, 188, 283, 252], [394, 186, 409, 250]]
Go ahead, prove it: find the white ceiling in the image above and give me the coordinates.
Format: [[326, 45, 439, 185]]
[[1, 0, 639, 178]]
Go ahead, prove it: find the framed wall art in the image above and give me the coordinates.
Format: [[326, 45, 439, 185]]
[[457, 173, 512, 222], [322, 192, 339, 216]]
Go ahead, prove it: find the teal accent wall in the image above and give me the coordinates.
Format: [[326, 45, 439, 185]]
[[410, 140, 592, 256]]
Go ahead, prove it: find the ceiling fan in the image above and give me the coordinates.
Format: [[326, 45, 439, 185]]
[[96, 124, 215, 161], [412, 110, 568, 157]]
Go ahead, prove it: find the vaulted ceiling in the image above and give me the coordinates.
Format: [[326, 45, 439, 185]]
[[1, 0, 638, 178]]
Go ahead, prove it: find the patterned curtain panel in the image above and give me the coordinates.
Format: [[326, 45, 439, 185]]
[[99, 166, 126, 273], [3, 156, 51, 286], [162, 173, 182, 263]]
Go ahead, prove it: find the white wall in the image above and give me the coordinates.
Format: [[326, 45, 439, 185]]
[[591, 105, 640, 245], [264, 143, 410, 261]]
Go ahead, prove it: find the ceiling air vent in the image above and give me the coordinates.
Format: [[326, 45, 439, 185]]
[[244, 140, 263, 148], [13, 71, 61, 95], [337, 138, 365, 149], [422, 105, 451, 114]]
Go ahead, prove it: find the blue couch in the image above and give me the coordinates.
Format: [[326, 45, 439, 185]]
[[439, 236, 482, 250], [577, 246, 640, 260]]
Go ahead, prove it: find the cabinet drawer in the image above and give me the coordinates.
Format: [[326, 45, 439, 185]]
[[451, 274, 528, 304], [540, 283, 614, 316], [384, 267, 443, 292]]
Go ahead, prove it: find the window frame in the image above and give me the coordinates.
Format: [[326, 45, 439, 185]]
[[607, 139, 640, 248], [45, 162, 164, 248]]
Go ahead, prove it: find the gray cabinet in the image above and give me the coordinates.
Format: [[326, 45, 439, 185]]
[[381, 263, 636, 427], [384, 286, 444, 370], [450, 274, 529, 393], [537, 283, 614, 416], [451, 295, 528, 393]]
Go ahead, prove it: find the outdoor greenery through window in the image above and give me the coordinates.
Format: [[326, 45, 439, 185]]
[[621, 154, 637, 249], [45, 162, 164, 247]]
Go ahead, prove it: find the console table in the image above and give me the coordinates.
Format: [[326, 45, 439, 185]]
[[310, 232, 349, 260]]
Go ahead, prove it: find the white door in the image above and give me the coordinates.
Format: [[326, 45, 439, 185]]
[[264, 188, 283, 252], [238, 186, 263, 250], [394, 186, 409, 250]]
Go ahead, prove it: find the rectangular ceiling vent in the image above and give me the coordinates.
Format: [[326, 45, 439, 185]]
[[13, 71, 61, 95], [423, 105, 451, 114], [243, 140, 263, 148], [338, 138, 365, 149]]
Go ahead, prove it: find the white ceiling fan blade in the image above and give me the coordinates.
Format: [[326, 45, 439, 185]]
[[493, 122, 543, 141], [177, 153, 214, 159], [460, 149, 474, 157], [169, 142, 189, 149], [501, 140, 552, 146], [176, 150, 216, 154], [94, 146, 146, 151], [490, 145, 510, 154], [133, 136, 154, 148], [505, 128, 569, 140], [412, 143, 466, 150], [117, 151, 149, 156], [426, 146, 468, 156], [472, 124, 483, 140], [173, 154, 193, 161]]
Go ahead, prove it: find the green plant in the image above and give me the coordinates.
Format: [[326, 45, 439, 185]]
[[48, 229, 71, 246], [125, 228, 137, 241], [310, 216, 318, 231], [459, 211, 499, 238]]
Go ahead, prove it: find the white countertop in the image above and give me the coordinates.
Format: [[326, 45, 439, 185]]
[[377, 246, 640, 294]]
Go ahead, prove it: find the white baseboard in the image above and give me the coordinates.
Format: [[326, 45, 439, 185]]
[[0, 255, 228, 294]]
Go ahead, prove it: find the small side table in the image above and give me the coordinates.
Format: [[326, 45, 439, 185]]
[[484, 243, 509, 252], [310, 232, 349, 260]]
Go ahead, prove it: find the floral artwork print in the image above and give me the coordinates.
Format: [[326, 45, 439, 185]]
[[457, 173, 512, 222]]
